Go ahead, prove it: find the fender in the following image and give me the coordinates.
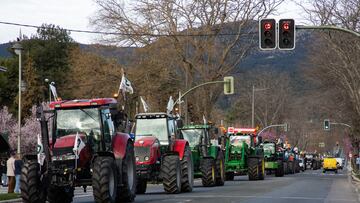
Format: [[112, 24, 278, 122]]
[[173, 139, 188, 160], [112, 132, 131, 159]]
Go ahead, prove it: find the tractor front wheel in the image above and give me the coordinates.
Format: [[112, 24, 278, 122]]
[[20, 160, 46, 203], [136, 178, 147, 194], [180, 146, 194, 192], [248, 157, 259, 181], [201, 158, 216, 187], [275, 160, 284, 177], [47, 186, 74, 203], [116, 143, 136, 202], [258, 158, 265, 180], [92, 157, 118, 203], [215, 151, 225, 186], [162, 155, 181, 194]]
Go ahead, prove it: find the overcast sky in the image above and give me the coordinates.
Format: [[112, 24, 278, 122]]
[[0, 0, 307, 45]]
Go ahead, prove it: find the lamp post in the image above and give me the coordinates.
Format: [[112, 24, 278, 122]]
[[251, 85, 269, 128], [12, 41, 23, 154]]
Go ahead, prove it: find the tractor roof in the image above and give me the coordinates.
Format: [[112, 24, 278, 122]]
[[179, 124, 211, 130], [49, 98, 117, 109]]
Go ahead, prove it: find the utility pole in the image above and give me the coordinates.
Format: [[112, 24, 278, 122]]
[[251, 86, 269, 128]]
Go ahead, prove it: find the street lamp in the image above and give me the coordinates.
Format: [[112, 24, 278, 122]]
[[251, 85, 269, 128], [12, 41, 23, 154]]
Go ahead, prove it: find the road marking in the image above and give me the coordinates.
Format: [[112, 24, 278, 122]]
[[172, 194, 357, 202]]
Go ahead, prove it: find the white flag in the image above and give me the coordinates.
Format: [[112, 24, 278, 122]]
[[36, 134, 45, 166], [140, 96, 150, 112], [49, 82, 59, 101], [203, 115, 207, 125], [73, 132, 85, 159], [119, 75, 134, 94], [166, 96, 174, 114]]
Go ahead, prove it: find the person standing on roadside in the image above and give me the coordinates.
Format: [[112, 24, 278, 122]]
[[6, 151, 15, 193], [1, 160, 7, 186], [14, 154, 23, 193]]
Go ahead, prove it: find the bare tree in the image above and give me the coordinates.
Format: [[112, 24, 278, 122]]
[[90, 0, 284, 121]]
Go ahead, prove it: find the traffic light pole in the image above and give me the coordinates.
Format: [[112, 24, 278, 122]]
[[257, 123, 288, 137], [296, 25, 360, 37], [330, 122, 352, 128]]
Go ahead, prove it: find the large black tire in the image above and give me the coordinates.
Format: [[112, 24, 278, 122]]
[[248, 157, 259, 181], [180, 146, 194, 192], [93, 157, 118, 203], [215, 151, 225, 186], [201, 158, 216, 187], [116, 143, 136, 202], [275, 160, 284, 177], [20, 160, 46, 203], [161, 155, 181, 194], [258, 158, 265, 180], [47, 186, 74, 203], [225, 172, 234, 181], [136, 179, 147, 194]]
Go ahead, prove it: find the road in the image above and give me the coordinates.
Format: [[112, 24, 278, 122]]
[[73, 169, 358, 203]]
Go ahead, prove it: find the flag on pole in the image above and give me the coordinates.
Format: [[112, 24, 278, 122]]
[[73, 132, 85, 159], [119, 75, 134, 95], [36, 134, 45, 166], [140, 96, 150, 112], [49, 82, 59, 101], [166, 96, 174, 114]]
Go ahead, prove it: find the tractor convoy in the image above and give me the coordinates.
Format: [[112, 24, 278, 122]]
[[19, 98, 319, 203]]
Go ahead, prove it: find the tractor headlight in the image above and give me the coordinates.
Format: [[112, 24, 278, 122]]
[[144, 156, 150, 161], [136, 156, 140, 162]]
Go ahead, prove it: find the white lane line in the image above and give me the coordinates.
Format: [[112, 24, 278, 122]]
[[172, 195, 357, 202]]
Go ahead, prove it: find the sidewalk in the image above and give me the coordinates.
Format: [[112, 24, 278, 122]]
[[348, 165, 360, 202]]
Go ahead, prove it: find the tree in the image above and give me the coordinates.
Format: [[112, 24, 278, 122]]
[[90, 0, 284, 121], [298, 0, 360, 150], [0, 106, 16, 140]]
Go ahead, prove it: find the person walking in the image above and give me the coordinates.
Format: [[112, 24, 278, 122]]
[[14, 154, 23, 193], [6, 151, 15, 193]]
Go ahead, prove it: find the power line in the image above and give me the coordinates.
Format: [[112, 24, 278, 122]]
[[0, 21, 256, 37]]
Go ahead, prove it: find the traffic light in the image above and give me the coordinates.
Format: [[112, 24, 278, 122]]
[[259, 19, 276, 50], [324, 119, 330, 131], [278, 19, 295, 50], [224, 76, 234, 95]]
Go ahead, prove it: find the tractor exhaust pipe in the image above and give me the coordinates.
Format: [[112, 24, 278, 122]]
[[36, 105, 51, 167]]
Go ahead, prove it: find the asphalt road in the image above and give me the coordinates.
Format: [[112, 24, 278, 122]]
[[73, 169, 358, 203]]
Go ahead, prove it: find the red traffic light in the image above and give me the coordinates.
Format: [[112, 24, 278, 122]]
[[282, 22, 290, 30], [264, 22, 272, 30]]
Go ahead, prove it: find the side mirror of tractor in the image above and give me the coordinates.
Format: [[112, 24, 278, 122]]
[[214, 128, 219, 135], [36, 105, 43, 120], [258, 136, 263, 144]]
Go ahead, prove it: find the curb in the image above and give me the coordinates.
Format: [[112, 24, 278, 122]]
[[0, 198, 22, 203]]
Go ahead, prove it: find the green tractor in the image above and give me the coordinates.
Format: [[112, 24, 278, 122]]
[[263, 141, 285, 177], [179, 124, 225, 187], [222, 127, 265, 181]]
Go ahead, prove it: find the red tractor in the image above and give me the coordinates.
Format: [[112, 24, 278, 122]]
[[134, 113, 194, 194], [20, 98, 136, 203]]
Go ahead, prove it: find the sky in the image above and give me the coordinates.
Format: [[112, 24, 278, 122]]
[[0, 0, 307, 45]]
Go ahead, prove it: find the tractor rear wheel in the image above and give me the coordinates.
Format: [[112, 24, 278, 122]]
[[201, 158, 216, 187], [215, 151, 225, 186], [116, 143, 136, 202], [248, 157, 259, 181], [275, 160, 284, 177], [20, 160, 46, 203], [136, 179, 147, 194], [180, 146, 194, 192], [225, 172, 234, 181], [47, 186, 74, 203], [162, 155, 181, 194], [92, 156, 118, 203]]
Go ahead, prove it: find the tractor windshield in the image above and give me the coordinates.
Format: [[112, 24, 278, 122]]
[[135, 118, 168, 143], [181, 129, 204, 147], [263, 143, 275, 154], [56, 108, 101, 139], [230, 135, 251, 146]]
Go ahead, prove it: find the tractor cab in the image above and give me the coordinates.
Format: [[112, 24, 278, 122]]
[[226, 127, 258, 156], [263, 141, 276, 159]]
